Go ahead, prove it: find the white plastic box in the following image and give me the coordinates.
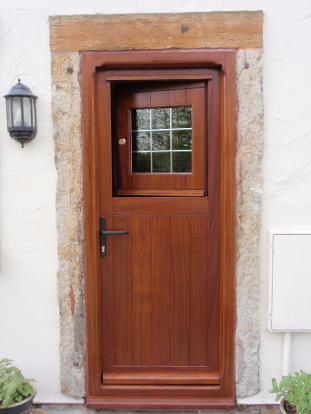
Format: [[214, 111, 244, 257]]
[[268, 231, 311, 332]]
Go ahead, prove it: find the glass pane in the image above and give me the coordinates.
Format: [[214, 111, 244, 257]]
[[132, 109, 150, 130], [132, 131, 150, 151], [172, 107, 191, 128], [23, 97, 32, 127], [6, 100, 12, 127], [172, 130, 192, 150], [32, 99, 36, 125], [12, 97, 22, 127], [152, 152, 170, 172], [132, 152, 151, 172], [152, 131, 170, 150], [131, 106, 192, 174], [151, 108, 170, 129], [172, 152, 192, 172]]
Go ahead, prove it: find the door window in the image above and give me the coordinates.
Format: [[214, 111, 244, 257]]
[[131, 107, 192, 173], [114, 82, 206, 196]]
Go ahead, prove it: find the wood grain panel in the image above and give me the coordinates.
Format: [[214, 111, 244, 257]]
[[112, 215, 133, 366], [151, 216, 172, 365], [103, 212, 218, 387], [103, 369, 219, 385], [131, 216, 153, 365], [206, 69, 221, 371], [104, 213, 213, 372], [112, 196, 208, 215], [98, 72, 115, 374], [170, 215, 190, 365], [189, 215, 209, 366], [50, 12, 263, 52]]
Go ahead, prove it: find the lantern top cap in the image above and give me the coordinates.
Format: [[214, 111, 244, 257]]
[[4, 79, 37, 99]]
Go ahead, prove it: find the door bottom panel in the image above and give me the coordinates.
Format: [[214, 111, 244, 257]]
[[87, 393, 235, 410]]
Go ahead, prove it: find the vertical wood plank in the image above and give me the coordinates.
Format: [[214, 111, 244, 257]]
[[189, 215, 209, 366], [168, 88, 186, 105], [132, 216, 153, 364], [82, 55, 103, 396], [219, 52, 236, 396], [151, 216, 172, 364], [170, 215, 190, 366], [112, 215, 133, 366], [98, 72, 115, 372], [151, 89, 169, 106], [206, 71, 221, 371]]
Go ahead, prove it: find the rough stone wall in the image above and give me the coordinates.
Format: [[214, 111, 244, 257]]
[[51, 52, 85, 397], [235, 49, 264, 397], [51, 49, 264, 399]]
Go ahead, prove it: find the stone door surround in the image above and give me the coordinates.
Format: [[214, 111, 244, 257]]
[[50, 11, 263, 399]]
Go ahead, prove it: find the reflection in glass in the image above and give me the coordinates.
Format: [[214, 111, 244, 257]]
[[172, 130, 192, 150], [132, 152, 151, 172], [172, 152, 192, 172], [132, 131, 150, 151], [131, 106, 192, 173], [153, 152, 170, 172], [152, 131, 170, 150], [151, 108, 170, 129], [172, 107, 192, 128], [132, 108, 150, 130], [23, 97, 32, 127], [12, 97, 22, 127]]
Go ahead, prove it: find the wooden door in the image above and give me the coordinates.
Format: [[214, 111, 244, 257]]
[[101, 81, 219, 386], [83, 50, 236, 410]]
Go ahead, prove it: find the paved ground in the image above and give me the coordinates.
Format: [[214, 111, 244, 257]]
[[31, 405, 281, 414]]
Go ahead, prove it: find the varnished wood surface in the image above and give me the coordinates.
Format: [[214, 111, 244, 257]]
[[102, 214, 214, 370], [105, 70, 214, 81], [82, 53, 103, 398], [115, 189, 205, 196], [82, 49, 236, 409], [50, 11, 263, 52], [87, 393, 235, 410], [103, 369, 220, 385], [112, 196, 208, 214]]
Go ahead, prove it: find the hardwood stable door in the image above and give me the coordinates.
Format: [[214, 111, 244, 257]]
[[99, 80, 220, 387]]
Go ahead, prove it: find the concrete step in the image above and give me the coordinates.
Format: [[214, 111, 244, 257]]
[[31, 405, 281, 414]]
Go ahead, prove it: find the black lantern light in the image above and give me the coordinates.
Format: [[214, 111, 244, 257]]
[[4, 79, 37, 147]]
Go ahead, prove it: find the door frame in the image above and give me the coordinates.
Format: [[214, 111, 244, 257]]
[[81, 49, 236, 409]]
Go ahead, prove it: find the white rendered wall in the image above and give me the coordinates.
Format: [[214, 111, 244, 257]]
[[0, 0, 311, 404]]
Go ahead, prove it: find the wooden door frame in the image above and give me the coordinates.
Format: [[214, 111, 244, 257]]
[[82, 49, 236, 409]]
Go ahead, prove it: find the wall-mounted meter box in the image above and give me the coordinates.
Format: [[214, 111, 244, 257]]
[[268, 231, 311, 332]]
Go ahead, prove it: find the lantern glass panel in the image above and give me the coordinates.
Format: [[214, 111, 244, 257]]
[[6, 100, 12, 127], [23, 97, 32, 127], [31, 99, 36, 125], [12, 97, 23, 127]]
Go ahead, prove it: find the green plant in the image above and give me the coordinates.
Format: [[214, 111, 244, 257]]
[[0, 359, 35, 408], [271, 370, 311, 414]]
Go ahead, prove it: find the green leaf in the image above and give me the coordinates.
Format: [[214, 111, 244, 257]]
[[270, 370, 311, 414], [0, 358, 35, 407]]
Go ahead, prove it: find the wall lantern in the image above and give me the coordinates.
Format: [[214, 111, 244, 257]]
[[4, 79, 37, 147]]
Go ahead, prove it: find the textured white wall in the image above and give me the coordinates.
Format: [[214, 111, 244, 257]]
[[0, 0, 311, 404]]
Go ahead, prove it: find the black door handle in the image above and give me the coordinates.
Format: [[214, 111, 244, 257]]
[[99, 217, 129, 257], [100, 230, 129, 236]]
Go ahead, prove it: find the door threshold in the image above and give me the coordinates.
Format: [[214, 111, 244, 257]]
[[86, 395, 235, 410]]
